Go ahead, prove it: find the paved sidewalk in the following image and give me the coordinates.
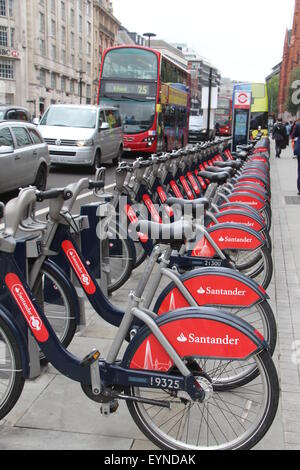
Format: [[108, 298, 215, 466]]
[[0, 142, 300, 450]]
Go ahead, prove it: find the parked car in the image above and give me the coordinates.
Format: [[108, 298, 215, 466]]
[[38, 104, 123, 170], [188, 115, 208, 143], [0, 121, 50, 194], [0, 106, 32, 123]]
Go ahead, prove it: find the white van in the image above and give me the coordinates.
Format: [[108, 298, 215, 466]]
[[38, 104, 123, 170]]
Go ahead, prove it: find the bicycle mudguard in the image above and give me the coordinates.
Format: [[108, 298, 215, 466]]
[[207, 210, 266, 232], [153, 267, 268, 316], [233, 181, 269, 196], [227, 192, 267, 212], [237, 175, 268, 189], [123, 308, 266, 371], [0, 303, 30, 378], [250, 156, 270, 165], [218, 203, 265, 222], [191, 223, 265, 258], [232, 187, 267, 202]]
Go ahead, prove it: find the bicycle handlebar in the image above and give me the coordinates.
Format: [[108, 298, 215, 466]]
[[36, 188, 73, 203], [88, 181, 105, 191]]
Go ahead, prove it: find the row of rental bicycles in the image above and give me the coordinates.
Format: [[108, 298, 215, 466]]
[[0, 136, 279, 450]]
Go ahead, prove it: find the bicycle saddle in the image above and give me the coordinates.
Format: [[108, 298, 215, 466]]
[[166, 197, 209, 217], [136, 219, 194, 246], [237, 145, 253, 151], [138, 160, 152, 168], [213, 161, 242, 170], [205, 166, 235, 176], [197, 171, 229, 185], [158, 155, 169, 162], [231, 151, 248, 160]]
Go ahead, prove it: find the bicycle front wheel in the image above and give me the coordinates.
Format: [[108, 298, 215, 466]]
[[106, 223, 135, 294], [126, 350, 279, 450], [32, 262, 78, 363], [0, 317, 25, 420]]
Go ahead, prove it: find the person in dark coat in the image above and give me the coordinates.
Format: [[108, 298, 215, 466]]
[[272, 117, 288, 158], [291, 119, 300, 195]]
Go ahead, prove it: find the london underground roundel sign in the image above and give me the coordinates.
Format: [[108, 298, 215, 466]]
[[234, 91, 251, 109]]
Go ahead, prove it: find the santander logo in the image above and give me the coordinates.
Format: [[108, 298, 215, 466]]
[[13, 285, 43, 332], [234, 200, 259, 207], [197, 286, 246, 297], [218, 235, 252, 244], [197, 287, 206, 295], [62, 241, 96, 295], [177, 333, 188, 343], [5, 274, 49, 343], [177, 332, 240, 346]]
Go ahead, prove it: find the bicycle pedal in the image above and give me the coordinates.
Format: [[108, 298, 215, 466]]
[[100, 400, 119, 417], [80, 350, 101, 396], [80, 349, 100, 368]]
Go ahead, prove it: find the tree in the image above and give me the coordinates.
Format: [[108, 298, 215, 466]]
[[286, 68, 300, 117], [267, 74, 279, 117]]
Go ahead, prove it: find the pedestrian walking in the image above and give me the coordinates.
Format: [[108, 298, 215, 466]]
[[291, 119, 300, 195], [291, 119, 300, 158], [272, 117, 288, 158]]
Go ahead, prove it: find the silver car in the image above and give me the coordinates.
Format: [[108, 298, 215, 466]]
[[0, 121, 50, 194], [38, 104, 123, 170]]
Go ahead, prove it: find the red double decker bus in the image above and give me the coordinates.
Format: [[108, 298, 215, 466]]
[[97, 46, 191, 155], [215, 96, 232, 136]]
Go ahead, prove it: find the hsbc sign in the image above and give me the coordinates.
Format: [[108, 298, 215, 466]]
[[0, 48, 20, 59]]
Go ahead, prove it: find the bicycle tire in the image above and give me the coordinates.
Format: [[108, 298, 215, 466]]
[[226, 245, 273, 290], [32, 262, 77, 364], [106, 224, 135, 294], [260, 204, 272, 233], [239, 245, 274, 290], [126, 349, 279, 450], [133, 241, 147, 269], [0, 317, 25, 420]]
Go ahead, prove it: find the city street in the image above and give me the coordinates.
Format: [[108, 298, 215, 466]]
[[0, 162, 120, 213], [1, 0, 300, 454]]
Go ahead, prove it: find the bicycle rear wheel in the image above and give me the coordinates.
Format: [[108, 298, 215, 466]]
[[127, 350, 279, 450], [226, 246, 273, 290], [0, 317, 25, 420]]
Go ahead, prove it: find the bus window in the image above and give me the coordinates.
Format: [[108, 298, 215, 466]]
[[102, 48, 158, 80]]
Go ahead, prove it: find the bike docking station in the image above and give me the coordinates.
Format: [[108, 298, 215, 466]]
[[0, 137, 283, 451], [13, 235, 45, 379], [9, 181, 113, 381], [232, 90, 252, 152]]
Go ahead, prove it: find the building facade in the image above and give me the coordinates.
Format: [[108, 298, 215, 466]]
[[175, 45, 221, 116], [150, 40, 188, 69], [278, 0, 300, 115], [0, 0, 120, 117]]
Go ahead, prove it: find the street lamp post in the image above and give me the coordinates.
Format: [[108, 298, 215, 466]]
[[143, 32, 156, 48], [206, 68, 213, 141], [77, 70, 85, 104]]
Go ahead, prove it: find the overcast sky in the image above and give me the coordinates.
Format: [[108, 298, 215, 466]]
[[113, 0, 295, 82]]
